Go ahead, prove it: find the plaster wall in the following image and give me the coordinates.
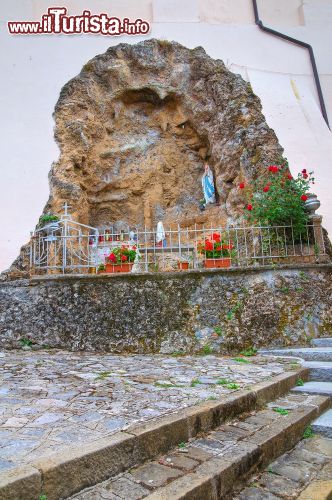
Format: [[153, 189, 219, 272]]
[[0, 0, 331, 270]]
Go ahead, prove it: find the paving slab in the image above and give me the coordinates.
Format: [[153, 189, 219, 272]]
[[160, 454, 198, 471], [312, 338, 332, 347], [130, 462, 183, 488], [103, 475, 150, 500], [297, 480, 332, 499], [236, 487, 280, 499], [304, 361, 332, 382], [292, 381, 332, 397], [299, 434, 332, 457], [260, 347, 332, 361], [312, 409, 332, 438], [267, 348, 332, 361]]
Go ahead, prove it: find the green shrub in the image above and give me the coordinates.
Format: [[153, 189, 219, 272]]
[[39, 214, 59, 224], [240, 160, 314, 240]]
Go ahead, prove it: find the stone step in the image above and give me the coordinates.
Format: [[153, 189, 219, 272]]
[[312, 337, 332, 347], [312, 409, 332, 438], [292, 381, 332, 397], [260, 347, 332, 362], [304, 361, 332, 382], [68, 392, 329, 500]]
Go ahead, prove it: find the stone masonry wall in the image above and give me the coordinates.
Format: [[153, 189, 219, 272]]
[[0, 266, 331, 353]]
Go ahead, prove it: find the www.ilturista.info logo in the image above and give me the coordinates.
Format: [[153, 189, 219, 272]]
[[8, 7, 150, 35]]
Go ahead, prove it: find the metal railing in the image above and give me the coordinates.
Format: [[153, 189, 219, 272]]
[[29, 220, 328, 275]]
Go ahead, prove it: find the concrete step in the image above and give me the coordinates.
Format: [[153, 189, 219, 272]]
[[312, 409, 332, 438], [312, 337, 332, 347], [260, 347, 332, 362], [304, 361, 332, 382], [292, 381, 332, 397]]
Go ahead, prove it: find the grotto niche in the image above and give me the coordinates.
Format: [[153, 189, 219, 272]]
[[44, 38, 283, 233]]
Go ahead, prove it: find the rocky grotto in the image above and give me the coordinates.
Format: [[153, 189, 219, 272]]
[[1, 39, 331, 352], [43, 38, 282, 231]]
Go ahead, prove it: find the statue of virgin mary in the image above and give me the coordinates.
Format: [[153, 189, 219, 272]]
[[202, 163, 216, 205]]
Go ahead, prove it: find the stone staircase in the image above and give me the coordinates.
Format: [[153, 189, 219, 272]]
[[63, 366, 330, 500], [70, 391, 328, 500], [2, 363, 330, 500], [261, 338, 332, 439]]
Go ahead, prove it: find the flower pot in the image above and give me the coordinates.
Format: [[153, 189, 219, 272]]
[[105, 263, 133, 273], [304, 193, 320, 215], [204, 258, 231, 269], [44, 221, 60, 235], [178, 262, 189, 270]]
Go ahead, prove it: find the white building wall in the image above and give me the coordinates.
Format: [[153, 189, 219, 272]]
[[0, 0, 331, 270]]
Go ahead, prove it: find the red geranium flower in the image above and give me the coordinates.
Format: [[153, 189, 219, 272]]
[[239, 182, 245, 189], [302, 173, 308, 179], [121, 254, 128, 262], [263, 185, 270, 192], [205, 241, 213, 251], [268, 165, 279, 173], [302, 169, 307, 173], [287, 174, 293, 180], [109, 253, 116, 263], [247, 204, 253, 211], [212, 233, 221, 241], [301, 195, 308, 201]]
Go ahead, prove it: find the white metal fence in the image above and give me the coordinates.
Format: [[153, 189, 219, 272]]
[[29, 218, 328, 275]]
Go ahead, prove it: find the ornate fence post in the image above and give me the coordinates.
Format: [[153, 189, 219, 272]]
[[308, 213, 327, 263]]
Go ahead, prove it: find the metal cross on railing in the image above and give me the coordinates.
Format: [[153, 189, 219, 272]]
[[61, 202, 72, 220]]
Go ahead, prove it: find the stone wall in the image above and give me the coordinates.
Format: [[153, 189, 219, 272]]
[[0, 265, 331, 353]]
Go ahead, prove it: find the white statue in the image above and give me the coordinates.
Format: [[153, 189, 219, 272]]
[[131, 246, 144, 273]]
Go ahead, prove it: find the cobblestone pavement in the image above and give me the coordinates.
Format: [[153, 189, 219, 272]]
[[0, 349, 293, 472], [70, 392, 331, 499]]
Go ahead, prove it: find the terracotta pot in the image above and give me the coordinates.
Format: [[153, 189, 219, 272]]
[[204, 258, 231, 269], [178, 262, 189, 270], [105, 263, 133, 273]]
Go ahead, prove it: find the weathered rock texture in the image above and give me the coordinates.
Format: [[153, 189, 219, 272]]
[[45, 38, 282, 231], [1, 266, 331, 353]]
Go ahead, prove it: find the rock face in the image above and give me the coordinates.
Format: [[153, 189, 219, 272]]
[[45, 38, 282, 231], [0, 267, 331, 353]]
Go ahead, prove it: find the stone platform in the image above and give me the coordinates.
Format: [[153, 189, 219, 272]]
[[1, 265, 332, 353]]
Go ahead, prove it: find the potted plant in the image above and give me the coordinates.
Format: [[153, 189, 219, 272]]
[[39, 214, 60, 233], [105, 245, 137, 273], [178, 259, 189, 271], [197, 233, 235, 268], [97, 264, 106, 274], [177, 253, 192, 270]]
